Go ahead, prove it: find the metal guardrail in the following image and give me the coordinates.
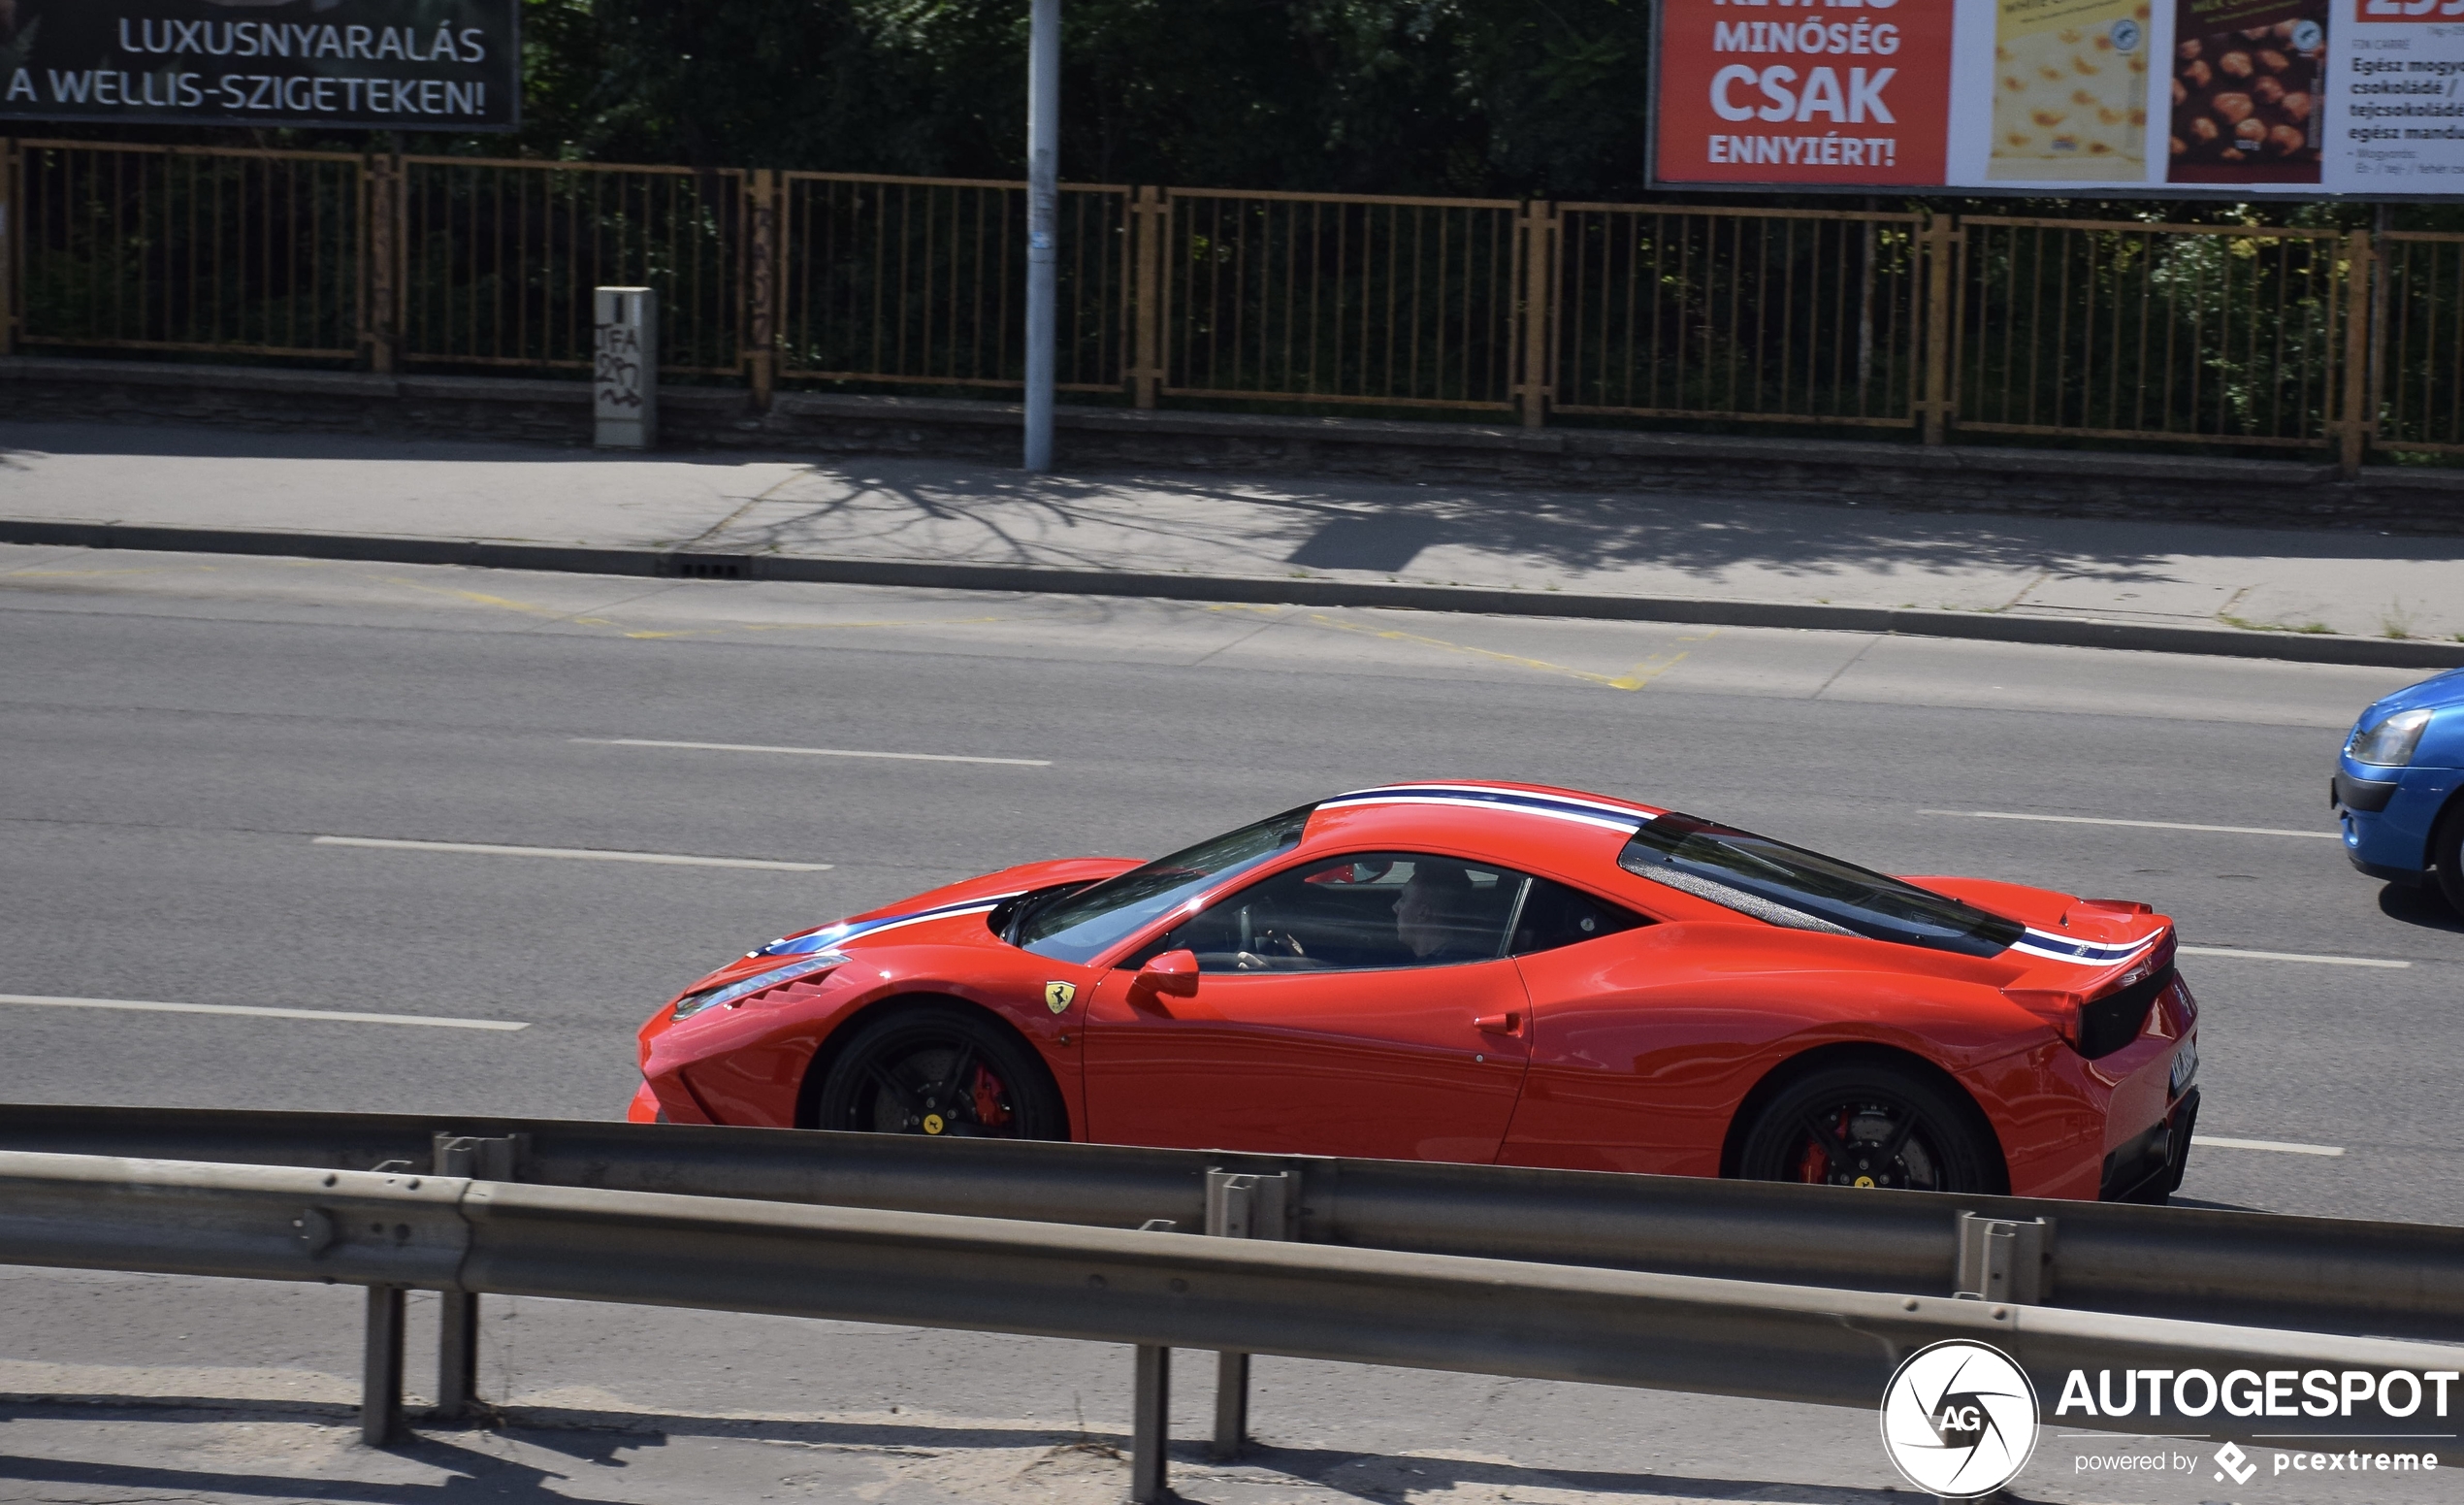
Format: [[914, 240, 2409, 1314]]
[[9, 138, 2452, 470], [5, 1103, 2461, 1345], [5, 1147, 2460, 1495]]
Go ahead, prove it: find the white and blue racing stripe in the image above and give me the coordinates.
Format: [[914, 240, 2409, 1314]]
[[2009, 928, 2158, 966], [1319, 783, 1661, 834], [758, 894, 1022, 956]]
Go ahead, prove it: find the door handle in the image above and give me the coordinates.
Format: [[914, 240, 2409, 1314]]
[[1475, 1011, 1523, 1036]]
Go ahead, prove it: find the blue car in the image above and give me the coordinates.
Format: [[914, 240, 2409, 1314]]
[[2336, 668, 2464, 912]]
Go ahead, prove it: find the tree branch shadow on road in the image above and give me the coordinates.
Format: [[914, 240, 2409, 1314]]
[[711, 457, 2464, 590]]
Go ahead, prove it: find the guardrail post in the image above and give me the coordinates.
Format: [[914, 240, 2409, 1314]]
[[1131, 1342, 1170, 1502], [1953, 1214, 2050, 1305], [431, 1134, 521, 1419], [364, 153, 401, 376], [2338, 226, 2376, 478], [1516, 201, 1555, 428], [745, 169, 780, 412], [1204, 1168, 1292, 1460], [362, 1284, 406, 1447], [1130, 186, 1164, 409], [1920, 213, 1957, 445]]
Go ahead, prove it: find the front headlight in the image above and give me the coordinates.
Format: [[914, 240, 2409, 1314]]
[[670, 952, 848, 1021], [2348, 707, 2435, 768]]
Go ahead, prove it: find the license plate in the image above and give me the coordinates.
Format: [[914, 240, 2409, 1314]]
[[2169, 1038, 2199, 1097]]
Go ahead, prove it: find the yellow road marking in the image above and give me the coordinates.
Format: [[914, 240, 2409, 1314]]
[[623, 616, 1008, 640], [1301, 612, 1691, 691], [1605, 652, 1691, 691], [372, 576, 568, 617]]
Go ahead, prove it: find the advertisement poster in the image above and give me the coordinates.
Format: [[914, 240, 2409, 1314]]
[[1654, 0, 2464, 192], [0, 0, 519, 132]]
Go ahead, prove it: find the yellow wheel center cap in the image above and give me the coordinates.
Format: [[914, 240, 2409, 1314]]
[[922, 1113, 945, 1135], [1853, 1175, 1876, 1188]]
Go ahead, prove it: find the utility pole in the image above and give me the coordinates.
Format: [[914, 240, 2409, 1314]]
[[1022, 0, 1060, 473]]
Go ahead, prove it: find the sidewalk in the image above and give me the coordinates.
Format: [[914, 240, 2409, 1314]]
[[5, 419, 2462, 667]]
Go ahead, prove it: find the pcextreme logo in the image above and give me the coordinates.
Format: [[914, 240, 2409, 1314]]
[[1878, 1341, 2040, 1498]]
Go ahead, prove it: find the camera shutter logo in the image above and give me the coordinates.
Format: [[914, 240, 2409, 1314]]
[[1878, 1340, 2041, 1497]]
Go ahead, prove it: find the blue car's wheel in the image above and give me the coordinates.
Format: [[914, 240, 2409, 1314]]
[[2435, 799, 2464, 917]]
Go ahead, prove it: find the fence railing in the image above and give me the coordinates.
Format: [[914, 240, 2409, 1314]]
[[1552, 204, 1927, 430], [3, 137, 2455, 469], [1156, 187, 1527, 413], [394, 156, 746, 377]]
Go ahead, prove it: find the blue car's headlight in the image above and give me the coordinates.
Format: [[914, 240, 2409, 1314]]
[[2348, 707, 2435, 769], [670, 953, 849, 1022]]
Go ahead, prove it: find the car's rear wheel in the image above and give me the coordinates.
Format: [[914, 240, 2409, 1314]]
[[1735, 1062, 1999, 1194], [811, 1002, 1066, 1139]]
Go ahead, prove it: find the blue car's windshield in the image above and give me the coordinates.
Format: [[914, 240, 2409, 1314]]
[[1015, 805, 1313, 965], [1618, 813, 2023, 958]]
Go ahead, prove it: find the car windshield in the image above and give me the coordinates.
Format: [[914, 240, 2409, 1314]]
[[1616, 813, 2024, 958], [1015, 805, 1313, 965]]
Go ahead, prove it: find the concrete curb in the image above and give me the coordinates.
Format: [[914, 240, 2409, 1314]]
[[9, 516, 2463, 671]]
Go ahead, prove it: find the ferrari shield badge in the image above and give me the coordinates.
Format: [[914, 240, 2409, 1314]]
[[1044, 981, 1077, 1014]]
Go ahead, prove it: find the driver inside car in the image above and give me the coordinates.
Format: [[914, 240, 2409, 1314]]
[[1391, 863, 1497, 964]]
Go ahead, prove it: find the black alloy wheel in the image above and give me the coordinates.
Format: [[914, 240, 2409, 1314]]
[[1736, 1062, 1998, 1194], [811, 1002, 1065, 1140]]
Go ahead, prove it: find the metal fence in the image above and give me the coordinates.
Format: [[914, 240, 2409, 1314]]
[[1155, 188, 1526, 413], [9, 140, 363, 361], [777, 173, 1127, 393], [1951, 217, 2354, 451], [2375, 231, 2464, 457], [1553, 204, 1926, 430], [2, 137, 2454, 467], [394, 156, 746, 376]]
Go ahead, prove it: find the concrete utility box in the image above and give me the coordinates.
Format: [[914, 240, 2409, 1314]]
[[593, 286, 658, 449]]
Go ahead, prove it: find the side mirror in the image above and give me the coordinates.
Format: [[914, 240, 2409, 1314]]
[[1139, 948, 1200, 996]]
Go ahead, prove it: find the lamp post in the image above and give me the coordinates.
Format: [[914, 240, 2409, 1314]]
[[1022, 0, 1060, 473]]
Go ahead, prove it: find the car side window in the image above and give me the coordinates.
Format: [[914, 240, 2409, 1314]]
[[1508, 877, 1650, 958], [1132, 853, 1525, 973]]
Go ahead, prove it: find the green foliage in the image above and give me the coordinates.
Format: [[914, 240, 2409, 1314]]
[[509, 0, 1654, 198]]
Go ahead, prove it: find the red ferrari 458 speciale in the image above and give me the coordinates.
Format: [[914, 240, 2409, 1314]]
[[632, 782, 2201, 1202]]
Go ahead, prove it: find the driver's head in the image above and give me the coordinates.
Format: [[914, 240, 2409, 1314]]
[[1394, 863, 1477, 959]]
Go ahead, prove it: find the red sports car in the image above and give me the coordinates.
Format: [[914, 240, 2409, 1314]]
[[631, 782, 2200, 1202]]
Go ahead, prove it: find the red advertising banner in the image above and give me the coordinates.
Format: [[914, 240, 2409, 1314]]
[[1655, 0, 1958, 185]]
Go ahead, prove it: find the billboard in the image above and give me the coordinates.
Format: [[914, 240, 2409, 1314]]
[[0, 0, 518, 132], [1652, 0, 2464, 192]]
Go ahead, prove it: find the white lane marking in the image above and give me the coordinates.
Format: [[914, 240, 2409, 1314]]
[[2194, 1134, 2346, 1158], [312, 835, 829, 871], [1921, 809, 2338, 839], [2179, 945, 2411, 969], [0, 993, 527, 1031], [575, 737, 1050, 768]]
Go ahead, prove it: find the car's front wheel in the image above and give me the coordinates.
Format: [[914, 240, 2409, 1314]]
[[810, 1002, 1066, 1139], [2434, 798, 2464, 917], [1735, 1061, 2001, 1194]]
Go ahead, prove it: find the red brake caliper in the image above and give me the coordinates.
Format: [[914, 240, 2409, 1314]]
[[972, 1065, 1012, 1129], [1798, 1107, 1847, 1183]]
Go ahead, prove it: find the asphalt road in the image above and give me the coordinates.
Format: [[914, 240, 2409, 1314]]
[[3, 542, 2459, 1505]]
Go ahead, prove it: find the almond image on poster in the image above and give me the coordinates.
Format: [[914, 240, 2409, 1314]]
[[2167, 0, 2324, 181], [1991, 0, 2153, 180]]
